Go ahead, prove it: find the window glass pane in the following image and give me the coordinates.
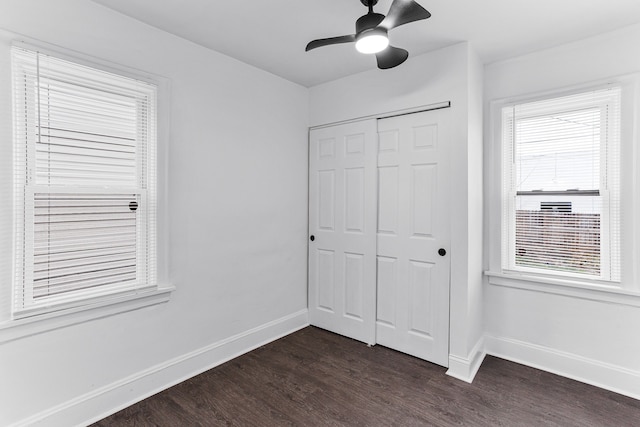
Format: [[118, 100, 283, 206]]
[[515, 194, 601, 275], [516, 108, 600, 192], [33, 193, 138, 301], [35, 78, 139, 187]]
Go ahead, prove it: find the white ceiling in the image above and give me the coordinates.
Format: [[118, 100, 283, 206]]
[[91, 0, 640, 87]]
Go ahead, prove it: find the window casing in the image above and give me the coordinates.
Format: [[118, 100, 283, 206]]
[[501, 87, 621, 282], [11, 47, 157, 318]]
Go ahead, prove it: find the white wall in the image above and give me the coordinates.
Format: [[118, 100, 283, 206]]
[[310, 42, 485, 381], [309, 43, 467, 127], [483, 23, 640, 399], [0, 1, 309, 425]]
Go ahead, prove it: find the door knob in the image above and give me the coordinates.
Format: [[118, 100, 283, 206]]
[[438, 248, 446, 256], [310, 235, 315, 242]]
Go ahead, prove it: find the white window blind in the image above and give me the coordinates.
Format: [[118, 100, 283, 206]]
[[12, 46, 157, 317], [502, 87, 621, 281]]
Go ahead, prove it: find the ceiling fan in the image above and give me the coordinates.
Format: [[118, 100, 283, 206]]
[[305, 0, 431, 69]]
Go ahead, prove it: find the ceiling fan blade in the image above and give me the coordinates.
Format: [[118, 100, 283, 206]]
[[306, 34, 357, 51], [375, 46, 409, 69], [380, 0, 431, 31]]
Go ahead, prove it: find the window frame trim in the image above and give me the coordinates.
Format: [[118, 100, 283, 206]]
[[12, 45, 159, 314], [501, 88, 618, 281], [485, 270, 640, 307], [487, 75, 640, 294], [0, 37, 173, 339], [0, 285, 175, 344]]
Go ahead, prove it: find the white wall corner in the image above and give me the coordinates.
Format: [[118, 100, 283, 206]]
[[484, 334, 640, 401], [446, 336, 486, 383], [15, 309, 309, 427]]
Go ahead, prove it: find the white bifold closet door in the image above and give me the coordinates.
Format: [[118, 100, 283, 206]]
[[308, 120, 378, 345], [308, 108, 450, 367]]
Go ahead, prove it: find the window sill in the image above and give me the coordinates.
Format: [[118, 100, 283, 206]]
[[0, 285, 175, 344], [485, 271, 640, 307]]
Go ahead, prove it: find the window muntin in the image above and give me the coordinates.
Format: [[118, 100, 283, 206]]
[[502, 87, 620, 281], [12, 47, 157, 317]]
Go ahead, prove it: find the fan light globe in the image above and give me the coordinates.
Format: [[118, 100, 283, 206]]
[[355, 29, 389, 54]]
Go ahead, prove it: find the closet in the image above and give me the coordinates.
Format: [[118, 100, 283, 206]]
[[308, 107, 451, 367]]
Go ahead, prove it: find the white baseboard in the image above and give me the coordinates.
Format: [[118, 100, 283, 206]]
[[485, 334, 640, 401], [16, 309, 309, 427], [446, 336, 486, 383]]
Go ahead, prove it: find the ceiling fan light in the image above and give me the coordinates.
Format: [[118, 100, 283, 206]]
[[355, 29, 389, 54]]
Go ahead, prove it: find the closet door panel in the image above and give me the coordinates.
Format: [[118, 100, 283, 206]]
[[308, 120, 377, 345], [376, 109, 451, 367]]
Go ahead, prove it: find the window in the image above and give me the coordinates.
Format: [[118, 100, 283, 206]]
[[501, 87, 621, 282], [11, 46, 157, 318]]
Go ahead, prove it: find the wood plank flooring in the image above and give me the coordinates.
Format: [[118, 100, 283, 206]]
[[92, 326, 640, 426]]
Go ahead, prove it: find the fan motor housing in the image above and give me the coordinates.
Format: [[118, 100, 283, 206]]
[[356, 12, 385, 33], [360, 0, 379, 6]]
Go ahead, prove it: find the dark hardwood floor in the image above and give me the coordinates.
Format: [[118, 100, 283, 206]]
[[93, 326, 640, 426]]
